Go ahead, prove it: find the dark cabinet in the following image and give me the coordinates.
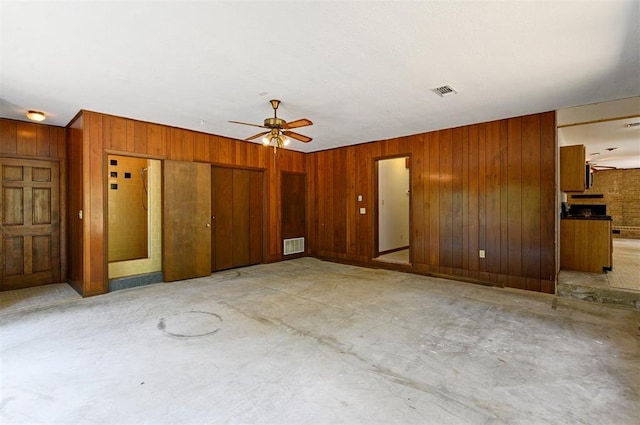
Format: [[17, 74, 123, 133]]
[[560, 145, 586, 192]]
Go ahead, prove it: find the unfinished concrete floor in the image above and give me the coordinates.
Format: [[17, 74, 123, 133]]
[[1, 258, 639, 424]]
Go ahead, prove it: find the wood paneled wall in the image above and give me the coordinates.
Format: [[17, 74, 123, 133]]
[[71, 111, 305, 295], [0, 118, 68, 284], [0, 118, 66, 158], [307, 112, 557, 293]]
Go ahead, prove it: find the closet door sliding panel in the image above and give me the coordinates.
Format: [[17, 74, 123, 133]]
[[248, 170, 264, 266], [211, 166, 264, 271], [211, 166, 233, 271], [163, 160, 211, 282]]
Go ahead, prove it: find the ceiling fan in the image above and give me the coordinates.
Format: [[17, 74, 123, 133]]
[[229, 99, 313, 149]]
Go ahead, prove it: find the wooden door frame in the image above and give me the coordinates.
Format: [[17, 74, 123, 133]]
[[372, 154, 412, 262]]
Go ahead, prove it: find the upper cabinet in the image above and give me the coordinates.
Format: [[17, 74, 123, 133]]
[[560, 145, 586, 192]]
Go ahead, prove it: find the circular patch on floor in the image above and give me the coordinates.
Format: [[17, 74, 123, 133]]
[[157, 311, 222, 338]]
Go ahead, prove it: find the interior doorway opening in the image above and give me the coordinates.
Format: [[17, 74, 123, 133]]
[[374, 156, 411, 265], [107, 155, 162, 281]]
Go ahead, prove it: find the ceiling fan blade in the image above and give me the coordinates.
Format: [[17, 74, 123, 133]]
[[283, 130, 312, 143], [245, 131, 270, 141], [284, 118, 313, 129], [228, 120, 267, 129]]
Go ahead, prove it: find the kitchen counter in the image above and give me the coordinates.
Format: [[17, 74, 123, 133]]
[[560, 218, 612, 273], [561, 215, 612, 221]]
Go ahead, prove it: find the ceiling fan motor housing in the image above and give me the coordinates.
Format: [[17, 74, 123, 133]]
[[264, 117, 287, 128]]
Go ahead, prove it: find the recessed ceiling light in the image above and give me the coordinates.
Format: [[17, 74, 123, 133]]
[[589, 152, 600, 156], [26, 110, 46, 122], [258, 91, 269, 96], [604, 147, 618, 151], [625, 122, 640, 128]]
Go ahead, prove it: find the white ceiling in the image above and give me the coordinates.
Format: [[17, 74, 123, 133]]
[[558, 116, 640, 170], [1, 1, 639, 156]]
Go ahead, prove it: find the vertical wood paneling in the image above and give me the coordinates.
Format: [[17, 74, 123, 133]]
[[64, 109, 556, 296], [306, 111, 557, 294], [467, 125, 479, 279], [147, 123, 166, 156], [355, 144, 371, 260], [193, 133, 208, 162], [411, 135, 425, 266], [438, 129, 452, 272], [539, 112, 556, 292], [218, 136, 233, 164], [0, 119, 65, 159], [346, 146, 357, 256], [461, 127, 469, 275], [109, 116, 127, 152], [17, 122, 37, 156], [499, 120, 510, 284], [522, 114, 542, 291], [428, 131, 440, 268], [133, 121, 148, 154], [235, 141, 247, 167], [477, 124, 487, 277], [485, 121, 501, 278], [451, 127, 463, 273], [36, 126, 51, 157], [125, 121, 135, 152], [507, 117, 523, 288], [85, 112, 106, 294], [0, 119, 17, 154], [65, 110, 306, 295], [333, 149, 347, 254]]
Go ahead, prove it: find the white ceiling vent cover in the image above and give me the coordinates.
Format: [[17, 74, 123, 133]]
[[431, 85, 458, 97]]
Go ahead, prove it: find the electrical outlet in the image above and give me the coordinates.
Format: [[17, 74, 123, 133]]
[[360, 208, 366, 214], [479, 249, 485, 259]]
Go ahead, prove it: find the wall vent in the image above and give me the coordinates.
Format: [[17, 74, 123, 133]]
[[283, 237, 305, 255], [431, 85, 458, 97]]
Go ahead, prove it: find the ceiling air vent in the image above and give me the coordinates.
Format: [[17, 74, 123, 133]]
[[431, 85, 458, 97]]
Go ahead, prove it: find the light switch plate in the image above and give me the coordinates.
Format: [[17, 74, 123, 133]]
[[357, 195, 363, 202], [479, 249, 485, 258]]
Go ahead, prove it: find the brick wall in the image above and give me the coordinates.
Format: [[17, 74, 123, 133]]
[[570, 169, 640, 239]]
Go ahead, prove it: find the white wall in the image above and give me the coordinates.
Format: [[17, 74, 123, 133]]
[[378, 157, 410, 252]]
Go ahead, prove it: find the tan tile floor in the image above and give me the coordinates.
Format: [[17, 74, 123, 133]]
[[374, 249, 410, 264], [608, 238, 640, 291]]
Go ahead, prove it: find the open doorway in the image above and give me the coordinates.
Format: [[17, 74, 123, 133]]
[[374, 156, 411, 265], [107, 155, 162, 286]]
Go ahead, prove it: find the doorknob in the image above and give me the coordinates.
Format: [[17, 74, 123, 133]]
[[206, 223, 211, 228]]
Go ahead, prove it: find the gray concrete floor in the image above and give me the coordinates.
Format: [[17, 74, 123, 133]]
[[1, 258, 639, 424]]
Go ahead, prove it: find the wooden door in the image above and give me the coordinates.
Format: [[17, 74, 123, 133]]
[[281, 172, 306, 258], [211, 167, 264, 271], [232, 170, 251, 266], [248, 170, 264, 265], [0, 158, 61, 290], [211, 167, 233, 271], [163, 160, 211, 282]]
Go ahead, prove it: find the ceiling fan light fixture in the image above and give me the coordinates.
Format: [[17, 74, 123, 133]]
[[26, 110, 46, 122], [262, 136, 270, 146]]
